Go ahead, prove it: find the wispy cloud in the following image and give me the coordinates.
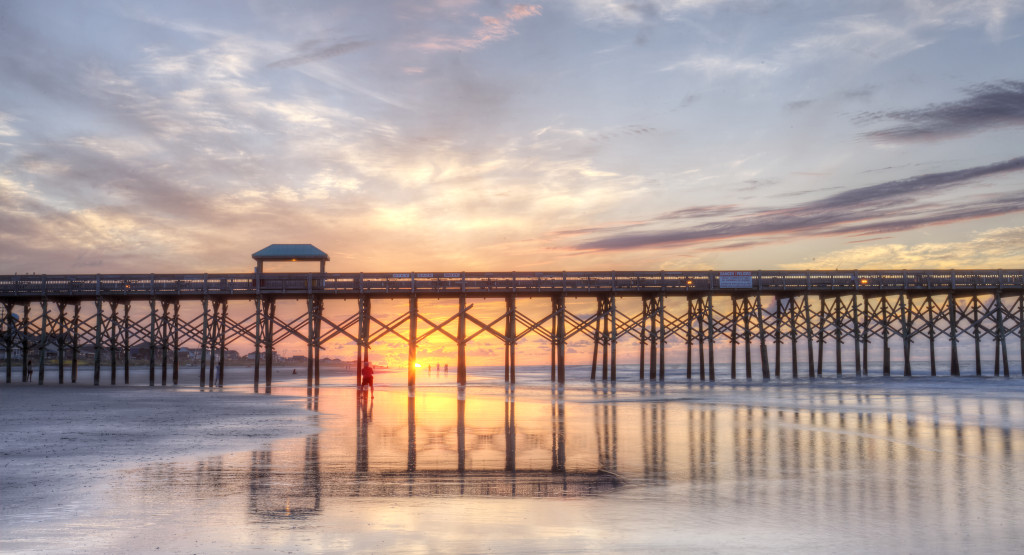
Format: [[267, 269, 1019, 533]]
[[573, 156, 1024, 251], [266, 40, 368, 69], [417, 4, 542, 51], [859, 80, 1024, 142], [780, 226, 1024, 269]]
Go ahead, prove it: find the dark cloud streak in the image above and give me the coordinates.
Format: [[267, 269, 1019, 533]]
[[860, 80, 1024, 142], [575, 156, 1024, 250]]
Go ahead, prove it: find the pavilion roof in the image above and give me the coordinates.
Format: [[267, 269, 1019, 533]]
[[251, 244, 330, 262]]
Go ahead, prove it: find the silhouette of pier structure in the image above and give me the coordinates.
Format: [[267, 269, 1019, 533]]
[[3, 267, 1023, 387]]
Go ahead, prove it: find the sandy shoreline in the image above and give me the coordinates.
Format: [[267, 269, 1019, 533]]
[[0, 383, 316, 522]]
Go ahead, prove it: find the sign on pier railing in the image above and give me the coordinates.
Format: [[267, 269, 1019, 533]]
[[719, 271, 753, 288]]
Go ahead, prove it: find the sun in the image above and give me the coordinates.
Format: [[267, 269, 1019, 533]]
[[414, 362, 422, 368]]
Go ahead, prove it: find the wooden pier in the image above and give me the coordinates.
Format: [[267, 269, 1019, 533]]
[[2, 269, 1023, 387]]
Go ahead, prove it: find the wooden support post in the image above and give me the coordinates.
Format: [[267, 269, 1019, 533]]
[[409, 295, 417, 388], [804, 293, 815, 378], [217, 300, 227, 387], [649, 295, 658, 381], [123, 301, 131, 385], [21, 303, 30, 383], [457, 295, 467, 386], [71, 303, 80, 383], [757, 295, 769, 380], [148, 299, 157, 386], [1018, 295, 1024, 377], [57, 302, 67, 385], [610, 295, 617, 381], [639, 296, 647, 380], [948, 294, 960, 376], [706, 293, 715, 382], [314, 298, 321, 387], [508, 296, 517, 384], [697, 297, 706, 381], [160, 300, 169, 386], [93, 299, 101, 386], [686, 297, 694, 380], [852, 293, 862, 376], [899, 292, 911, 377], [38, 299, 48, 385], [556, 294, 566, 384], [172, 301, 180, 385], [200, 297, 210, 387], [591, 297, 600, 381], [3, 302, 12, 384], [926, 296, 937, 377], [743, 297, 753, 380], [109, 300, 119, 385], [834, 297, 843, 376], [996, 294, 1008, 377], [882, 296, 891, 376], [307, 295, 315, 388], [788, 298, 798, 379], [773, 296, 782, 379], [862, 297, 871, 376], [816, 297, 825, 377], [601, 297, 609, 381], [972, 296, 981, 376], [730, 296, 738, 380], [659, 292, 666, 381]]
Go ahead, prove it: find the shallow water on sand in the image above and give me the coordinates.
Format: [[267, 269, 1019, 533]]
[[3, 367, 1024, 553]]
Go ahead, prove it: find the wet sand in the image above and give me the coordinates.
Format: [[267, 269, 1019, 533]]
[[3, 368, 1024, 553]]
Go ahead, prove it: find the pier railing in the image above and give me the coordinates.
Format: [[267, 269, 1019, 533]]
[[2, 269, 1022, 299]]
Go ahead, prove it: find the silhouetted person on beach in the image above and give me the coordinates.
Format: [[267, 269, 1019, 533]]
[[361, 362, 374, 398], [27, 360, 33, 381]]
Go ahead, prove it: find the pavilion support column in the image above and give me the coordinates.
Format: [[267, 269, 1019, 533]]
[[788, 298, 799, 379], [648, 295, 658, 381], [307, 295, 315, 388], [995, 293, 1009, 377], [926, 296, 937, 377], [200, 297, 210, 387], [457, 295, 467, 386], [313, 297, 322, 387], [601, 296, 610, 381], [772, 297, 782, 379], [862, 297, 871, 376], [252, 297, 261, 391], [972, 296, 982, 376], [816, 298, 826, 377], [591, 298, 600, 381], [264, 298, 276, 391], [743, 297, 754, 380]]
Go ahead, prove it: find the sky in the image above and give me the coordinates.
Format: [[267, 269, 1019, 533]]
[[2, 0, 1024, 275]]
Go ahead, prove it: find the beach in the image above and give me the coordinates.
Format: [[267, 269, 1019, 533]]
[[3, 366, 1024, 553]]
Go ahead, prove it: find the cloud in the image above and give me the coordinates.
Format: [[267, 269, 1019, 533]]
[[573, 156, 1024, 251], [416, 4, 541, 51], [859, 80, 1024, 142], [779, 226, 1024, 269], [266, 40, 368, 69]]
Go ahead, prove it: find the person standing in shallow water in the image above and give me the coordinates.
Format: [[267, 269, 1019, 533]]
[[361, 362, 374, 398]]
